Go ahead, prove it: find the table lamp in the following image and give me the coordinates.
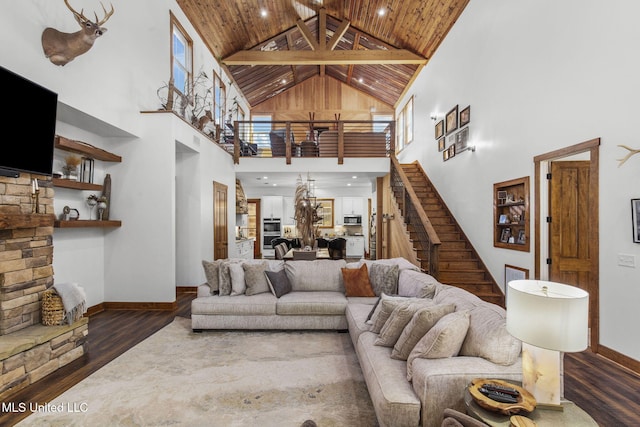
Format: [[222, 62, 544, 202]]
[[506, 279, 589, 409]]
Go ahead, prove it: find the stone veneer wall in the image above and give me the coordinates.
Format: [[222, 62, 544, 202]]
[[0, 174, 88, 399]]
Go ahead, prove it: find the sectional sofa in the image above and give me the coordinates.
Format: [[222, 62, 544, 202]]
[[192, 257, 522, 427]]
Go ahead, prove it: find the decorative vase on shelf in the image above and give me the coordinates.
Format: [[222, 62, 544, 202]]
[[86, 195, 98, 220]]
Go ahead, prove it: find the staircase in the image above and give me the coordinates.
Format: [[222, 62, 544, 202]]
[[399, 162, 504, 306]]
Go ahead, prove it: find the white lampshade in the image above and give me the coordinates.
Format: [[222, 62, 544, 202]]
[[507, 280, 589, 352]]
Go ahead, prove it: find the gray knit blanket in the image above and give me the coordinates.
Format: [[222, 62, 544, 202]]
[[53, 282, 87, 325]]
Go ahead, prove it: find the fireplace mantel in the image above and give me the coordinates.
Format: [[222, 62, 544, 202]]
[[0, 213, 55, 229]]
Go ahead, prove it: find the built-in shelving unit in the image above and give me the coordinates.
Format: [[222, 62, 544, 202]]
[[53, 135, 122, 229], [493, 176, 530, 252]]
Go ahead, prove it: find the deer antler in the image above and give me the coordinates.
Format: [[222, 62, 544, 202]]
[[64, 0, 113, 25], [617, 145, 640, 167]]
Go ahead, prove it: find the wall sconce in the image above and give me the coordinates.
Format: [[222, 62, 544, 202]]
[[430, 113, 440, 121], [469, 145, 476, 152], [382, 213, 395, 220]]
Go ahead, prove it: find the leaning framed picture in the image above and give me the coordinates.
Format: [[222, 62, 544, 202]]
[[500, 227, 511, 243], [435, 120, 445, 139], [445, 105, 459, 135], [459, 105, 471, 127], [632, 198, 640, 243], [505, 264, 529, 294]]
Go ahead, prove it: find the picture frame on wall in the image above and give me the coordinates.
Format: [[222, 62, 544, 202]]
[[435, 120, 445, 139], [455, 126, 469, 153], [438, 137, 445, 152], [446, 105, 459, 135], [443, 148, 450, 161], [504, 264, 529, 296], [632, 198, 640, 243], [459, 105, 471, 127], [517, 229, 526, 244], [500, 227, 511, 243], [448, 144, 456, 159]]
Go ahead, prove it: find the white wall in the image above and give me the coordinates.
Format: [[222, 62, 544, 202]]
[[0, 0, 244, 305], [395, 0, 640, 362]]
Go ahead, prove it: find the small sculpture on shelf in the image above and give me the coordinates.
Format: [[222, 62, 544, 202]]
[[86, 194, 98, 220], [97, 196, 108, 220]]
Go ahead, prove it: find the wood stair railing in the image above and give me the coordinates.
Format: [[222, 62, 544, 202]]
[[391, 158, 505, 306]]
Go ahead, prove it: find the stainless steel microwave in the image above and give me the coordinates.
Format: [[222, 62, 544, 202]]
[[343, 215, 362, 224]]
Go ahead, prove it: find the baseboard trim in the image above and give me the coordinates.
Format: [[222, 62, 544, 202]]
[[598, 345, 640, 376], [177, 286, 198, 294], [102, 301, 177, 311]]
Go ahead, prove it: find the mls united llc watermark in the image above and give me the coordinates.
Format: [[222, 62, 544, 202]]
[[2, 401, 88, 413]]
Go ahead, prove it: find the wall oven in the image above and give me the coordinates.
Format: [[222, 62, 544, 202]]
[[262, 218, 282, 257]]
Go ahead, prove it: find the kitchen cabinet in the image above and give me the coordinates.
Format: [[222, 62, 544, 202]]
[[261, 196, 283, 220], [341, 197, 364, 216], [283, 196, 296, 224], [346, 236, 365, 258]]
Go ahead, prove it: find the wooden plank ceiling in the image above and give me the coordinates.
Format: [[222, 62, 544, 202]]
[[176, 0, 470, 108]]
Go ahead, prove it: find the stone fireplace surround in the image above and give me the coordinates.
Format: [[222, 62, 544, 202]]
[[0, 174, 88, 400]]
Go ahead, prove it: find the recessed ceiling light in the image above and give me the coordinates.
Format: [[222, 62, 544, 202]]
[[347, 183, 351, 186], [378, 8, 386, 16], [260, 9, 267, 17], [273, 183, 277, 186], [352, 175, 357, 179], [358, 77, 364, 83], [263, 176, 268, 179], [281, 79, 286, 84]]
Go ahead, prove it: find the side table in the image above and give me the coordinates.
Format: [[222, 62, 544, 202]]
[[464, 387, 598, 426]]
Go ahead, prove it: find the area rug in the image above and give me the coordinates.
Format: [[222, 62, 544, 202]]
[[16, 317, 377, 427]]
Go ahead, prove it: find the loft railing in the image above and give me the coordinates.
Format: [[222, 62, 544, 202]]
[[389, 155, 441, 276], [222, 120, 395, 164]]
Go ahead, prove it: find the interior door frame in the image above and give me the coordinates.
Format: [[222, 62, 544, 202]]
[[213, 181, 228, 260], [533, 138, 600, 352]]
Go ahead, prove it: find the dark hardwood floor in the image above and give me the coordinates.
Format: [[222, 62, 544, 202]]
[[1, 290, 638, 426]]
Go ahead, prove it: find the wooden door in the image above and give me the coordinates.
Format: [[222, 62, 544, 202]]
[[213, 181, 228, 260], [549, 160, 595, 345], [248, 198, 261, 258]]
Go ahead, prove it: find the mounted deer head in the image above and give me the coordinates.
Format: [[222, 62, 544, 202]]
[[617, 145, 640, 167], [41, 0, 114, 66]]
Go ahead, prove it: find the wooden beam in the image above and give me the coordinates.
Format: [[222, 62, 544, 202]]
[[327, 19, 350, 51], [296, 19, 318, 50], [223, 49, 426, 65], [319, 7, 326, 51]]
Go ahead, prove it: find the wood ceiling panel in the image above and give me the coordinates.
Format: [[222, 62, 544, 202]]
[[177, 0, 469, 108]]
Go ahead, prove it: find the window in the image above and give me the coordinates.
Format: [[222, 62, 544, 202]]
[[396, 97, 414, 152], [372, 114, 393, 133], [170, 13, 193, 99], [251, 114, 272, 150], [213, 72, 226, 127]]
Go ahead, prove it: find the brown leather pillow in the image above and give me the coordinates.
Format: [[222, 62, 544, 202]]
[[342, 264, 376, 297]]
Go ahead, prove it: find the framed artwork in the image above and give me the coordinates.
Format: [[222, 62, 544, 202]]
[[315, 198, 334, 228], [516, 229, 526, 244], [455, 126, 469, 153], [499, 214, 509, 224], [448, 144, 456, 159], [459, 105, 471, 127], [446, 105, 459, 135], [438, 137, 446, 152], [500, 227, 511, 243], [435, 120, 445, 139], [443, 148, 450, 161], [632, 199, 640, 243], [505, 264, 529, 294]]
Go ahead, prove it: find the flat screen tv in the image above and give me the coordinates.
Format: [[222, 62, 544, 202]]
[[0, 66, 57, 177]]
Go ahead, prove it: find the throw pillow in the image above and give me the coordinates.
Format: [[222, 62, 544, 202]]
[[375, 299, 436, 347], [342, 264, 376, 297], [265, 269, 292, 298], [367, 293, 414, 328], [243, 262, 271, 296], [369, 263, 399, 296], [406, 310, 470, 381], [397, 269, 438, 298], [229, 263, 246, 295], [391, 303, 456, 360], [202, 259, 222, 294], [370, 297, 417, 334], [218, 260, 242, 296]]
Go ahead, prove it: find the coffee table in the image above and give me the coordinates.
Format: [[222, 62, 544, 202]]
[[464, 384, 598, 426]]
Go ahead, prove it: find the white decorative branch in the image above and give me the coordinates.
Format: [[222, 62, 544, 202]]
[[617, 145, 640, 167]]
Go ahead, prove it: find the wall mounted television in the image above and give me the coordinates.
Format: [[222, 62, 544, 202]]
[[0, 66, 57, 177]]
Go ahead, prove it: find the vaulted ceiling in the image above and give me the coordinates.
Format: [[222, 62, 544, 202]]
[[176, 0, 470, 109]]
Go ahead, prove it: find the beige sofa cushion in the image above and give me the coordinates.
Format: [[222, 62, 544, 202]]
[[406, 310, 470, 381], [276, 291, 347, 315], [459, 304, 522, 365], [191, 293, 277, 316], [375, 299, 436, 347], [285, 259, 346, 292], [391, 303, 456, 360]]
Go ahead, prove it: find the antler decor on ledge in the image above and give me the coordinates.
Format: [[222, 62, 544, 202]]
[[617, 145, 640, 167]]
